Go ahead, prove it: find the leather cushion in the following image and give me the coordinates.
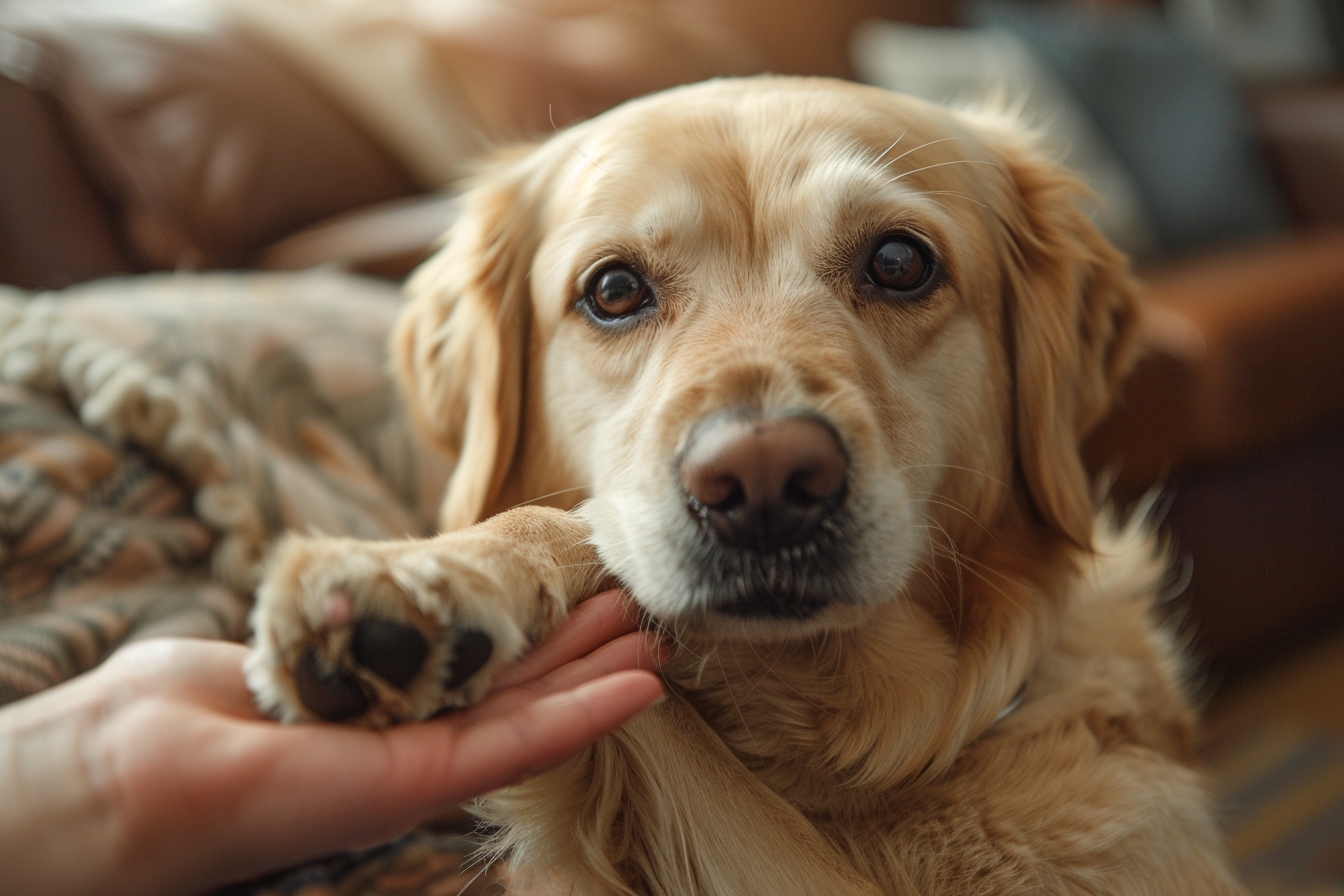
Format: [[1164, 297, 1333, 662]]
[[0, 0, 417, 275]]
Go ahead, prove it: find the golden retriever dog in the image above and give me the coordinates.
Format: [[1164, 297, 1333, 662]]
[[247, 77, 1247, 894]]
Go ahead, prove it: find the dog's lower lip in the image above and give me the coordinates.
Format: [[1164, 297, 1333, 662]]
[[713, 590, 831, 620], [681, 518, 853, 622]]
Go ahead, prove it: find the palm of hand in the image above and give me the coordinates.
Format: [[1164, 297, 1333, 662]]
[[0, 591, 663, 896]]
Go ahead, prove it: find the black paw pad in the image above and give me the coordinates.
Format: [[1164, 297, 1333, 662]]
[[352, 618, 430, 689], [443, 629, 493, 690], [294, 647, 371, 721]]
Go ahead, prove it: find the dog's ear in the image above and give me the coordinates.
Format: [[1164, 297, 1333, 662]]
[[392, 147, 546, 532], [991, 131, 1141, 549]]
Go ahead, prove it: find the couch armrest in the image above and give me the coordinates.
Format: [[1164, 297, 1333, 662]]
[[1085, 228, 1344, 492], [259, 192, 457, 280]]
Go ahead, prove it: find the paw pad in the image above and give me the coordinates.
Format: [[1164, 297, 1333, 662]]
[[352, 619, 429, 689], [292, 620, 496, 722], [444, 629, 493, 690], [294, 648, 372, 721]]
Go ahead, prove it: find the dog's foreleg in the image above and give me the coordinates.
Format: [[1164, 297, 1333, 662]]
[[246, 506, 607, 726]]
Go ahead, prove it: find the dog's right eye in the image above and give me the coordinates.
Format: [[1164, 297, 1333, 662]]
[[582, 265, 653, 322], [866, 234, 934, 296]]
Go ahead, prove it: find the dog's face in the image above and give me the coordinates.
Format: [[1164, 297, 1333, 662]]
[[397, 77, 1136, 638]]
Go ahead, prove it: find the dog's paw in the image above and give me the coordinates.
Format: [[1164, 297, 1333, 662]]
[[246, 533, 538, 726]]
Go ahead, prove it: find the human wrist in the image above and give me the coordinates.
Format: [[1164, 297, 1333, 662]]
[[0, 680, 126, 896]]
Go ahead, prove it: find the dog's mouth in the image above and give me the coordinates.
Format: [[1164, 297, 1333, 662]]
[[680, 519, 856, 621]]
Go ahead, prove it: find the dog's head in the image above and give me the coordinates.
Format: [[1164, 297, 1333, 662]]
[[396, 77, 1137, 638]]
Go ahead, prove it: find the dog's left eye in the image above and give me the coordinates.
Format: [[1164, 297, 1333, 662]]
[[582, 265, 653, 322], [866, 234, 935, 295]]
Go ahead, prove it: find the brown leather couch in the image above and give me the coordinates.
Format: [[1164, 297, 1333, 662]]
[[0, 0, 419, 289], [1080, 82, 1344, 669], [3, 1, 1342, 673]]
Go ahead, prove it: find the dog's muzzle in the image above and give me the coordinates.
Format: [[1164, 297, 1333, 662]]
[[678, 412, 851, 619]]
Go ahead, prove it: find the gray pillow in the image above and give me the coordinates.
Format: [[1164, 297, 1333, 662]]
[[851, 20, 1159, 260], [974, 1, 1290, 256]]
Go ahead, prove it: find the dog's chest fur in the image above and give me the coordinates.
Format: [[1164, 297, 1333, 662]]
[[479, 518, 1233, 896]]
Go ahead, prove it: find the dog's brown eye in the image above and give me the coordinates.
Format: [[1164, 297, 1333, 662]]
[[586, 265, 651, 320], [867, 235, 932, 293]]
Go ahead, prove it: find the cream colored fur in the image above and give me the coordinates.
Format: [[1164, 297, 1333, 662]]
[[248, 77, 1246, 894]]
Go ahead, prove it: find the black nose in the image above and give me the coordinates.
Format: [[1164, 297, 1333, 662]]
[[679, 414, 848, 552]]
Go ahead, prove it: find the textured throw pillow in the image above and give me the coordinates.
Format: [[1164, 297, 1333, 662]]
[[851, 20, 1159, 260], [974, 1, 1290, 256]]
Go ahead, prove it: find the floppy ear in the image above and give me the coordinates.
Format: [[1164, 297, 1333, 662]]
[[993, 132, 1141, 549], [392, 148, 544, 532]]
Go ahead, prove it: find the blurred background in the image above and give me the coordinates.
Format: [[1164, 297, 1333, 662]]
[[1, 0, 1343, 892]]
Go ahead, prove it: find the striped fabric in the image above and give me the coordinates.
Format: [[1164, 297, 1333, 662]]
[[0, 387, 233, 700], [0, 271, 477, 893], [1207, 722, 1344, 895], [0, 271, 455, 702]]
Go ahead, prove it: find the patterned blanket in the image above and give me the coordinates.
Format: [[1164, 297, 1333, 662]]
[[0, 271, 505, 894]]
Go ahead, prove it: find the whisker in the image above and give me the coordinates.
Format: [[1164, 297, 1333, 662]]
[[552, 560, 608, 572], [920, 190, 992, 211], [889, 158, 999, 184], [870, 128, 909, 167], [716, 649, 763, 757], [895, 463, 1011, 491], [744, 639, 844, 719], [505, 484, 595, 512], [550, 104, 606, 173], [933, 545, 1031, 613], [925, 517, 966, 638], [882, 136, 960, 170], [649, 611, 705, 663], [728, 646, 765, 701], [918, 497, 996, 540]]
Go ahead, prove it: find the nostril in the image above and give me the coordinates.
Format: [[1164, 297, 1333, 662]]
[[783, 445, 848, 506], [784, 467, 846, 507], [720, 482, 745, 510], [690, 472, 746, 512]]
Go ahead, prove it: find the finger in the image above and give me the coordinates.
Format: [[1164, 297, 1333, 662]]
[[234, 671, 664, 839], [490, 590, 643, 690], [466, 630, 666, 723], [422, 670, 665, 807], [195, 672, 664, 883]]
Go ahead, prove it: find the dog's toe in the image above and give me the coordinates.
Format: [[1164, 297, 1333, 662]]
[[294, 647, 373, 721], [444, 629, 494, 691], [352, 618, 430, 689]]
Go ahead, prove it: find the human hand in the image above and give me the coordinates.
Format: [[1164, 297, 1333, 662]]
[[0, 589, 664, 896]]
